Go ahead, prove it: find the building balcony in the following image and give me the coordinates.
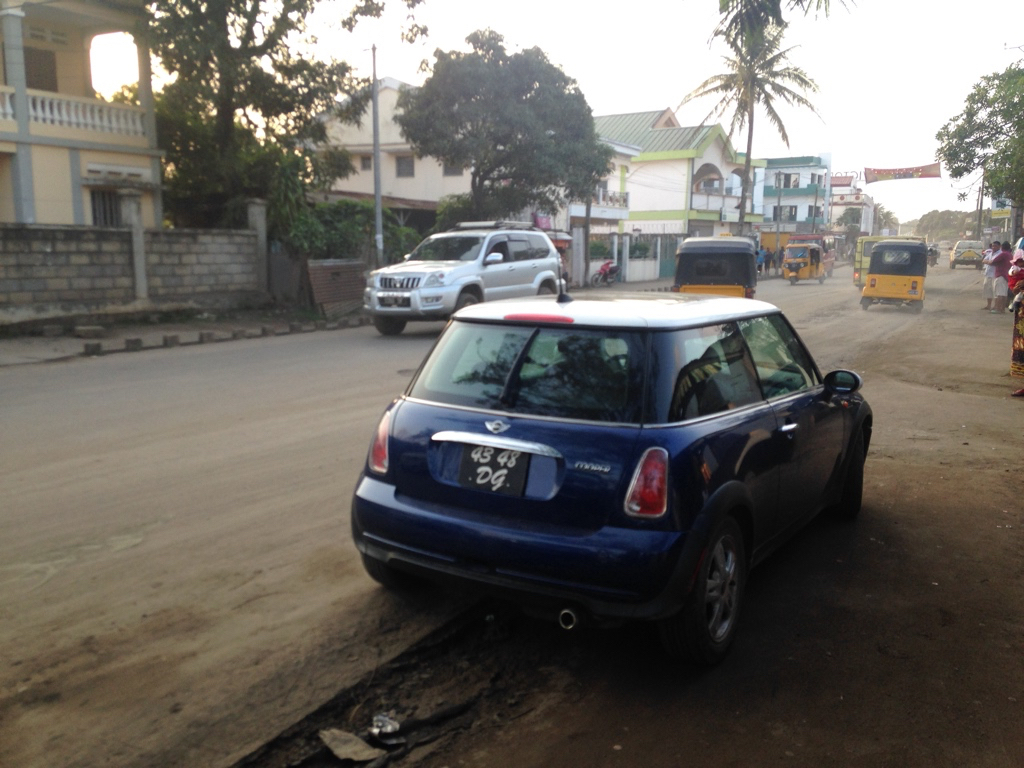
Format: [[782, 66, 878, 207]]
[[568, 188, 630, 221], [764, 182, 828, 198], [691, 190, 760, 218], [0, 87, 147, 142], [594, 188, 629, 208]]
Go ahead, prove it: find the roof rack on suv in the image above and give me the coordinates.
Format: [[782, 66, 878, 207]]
[[448, 221, 538, 231]]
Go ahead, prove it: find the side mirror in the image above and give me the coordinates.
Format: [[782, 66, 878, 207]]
[[484, 252, 504, 266], [823, 369, 862, 395], [403, 253, 411, 261]]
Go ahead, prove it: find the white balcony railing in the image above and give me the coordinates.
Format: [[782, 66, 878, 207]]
[[29, 91, 146, 136], [593, 188, 629, 208], [0, 87, 146, 136], [0, 89, 14, 121]]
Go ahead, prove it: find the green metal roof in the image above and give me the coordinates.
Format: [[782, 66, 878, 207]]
[[594, 111, 717, 154]]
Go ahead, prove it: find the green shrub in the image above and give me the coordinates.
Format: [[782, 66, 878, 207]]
[[287, 199, 419, 264]]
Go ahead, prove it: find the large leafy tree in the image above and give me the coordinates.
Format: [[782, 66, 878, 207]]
[[146, 0, 421, 227], [395, 30, 612, 220], [681, 24, 818, 227], [913, 209, 992, 243], [936, 64, 1024, 221]]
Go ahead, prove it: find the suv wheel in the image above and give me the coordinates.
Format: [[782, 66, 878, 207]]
[[455, 291, 479, 311], [373, 317, 407, 336], [659, 516, 746, 665], [537, 282, 556, 295]]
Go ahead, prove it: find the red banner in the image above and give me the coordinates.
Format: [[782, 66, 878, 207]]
[[864, 163, 941, 183]]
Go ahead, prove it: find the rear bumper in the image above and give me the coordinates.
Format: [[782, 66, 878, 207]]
[[351, 475, 701, 621]]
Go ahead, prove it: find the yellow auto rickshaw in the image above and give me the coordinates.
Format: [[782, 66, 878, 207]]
[[860, 239, 928, 313], [782, 243, 833, 285], [673, 236, 758, 299]]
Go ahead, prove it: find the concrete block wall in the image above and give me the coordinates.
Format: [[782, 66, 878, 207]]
[[0, 226, 135, 307], [146, 230, 260, 299], [0, 223, 269, 326]]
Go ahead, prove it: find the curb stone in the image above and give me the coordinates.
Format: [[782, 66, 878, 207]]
[[0, 312, 374, 368]]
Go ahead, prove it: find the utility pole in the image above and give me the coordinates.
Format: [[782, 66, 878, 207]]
[[775, 172, 782, 251], [974, 164, 986, 241], [372, 45, 384, 269], [811, 172, 820, 234]]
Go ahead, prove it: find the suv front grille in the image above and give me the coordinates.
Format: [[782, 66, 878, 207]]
[[379, 276, 421, 290]]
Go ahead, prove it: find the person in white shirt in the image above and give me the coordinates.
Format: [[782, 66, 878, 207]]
[[981, 240, 1002, 311]]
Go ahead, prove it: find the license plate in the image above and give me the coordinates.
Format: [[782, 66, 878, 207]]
[[378, 293, 409, 307], [908, 290, 919, 295], [458, 444, 530, 496]]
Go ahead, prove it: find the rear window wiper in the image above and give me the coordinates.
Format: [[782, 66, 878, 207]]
[[498, 328, 541, 408]]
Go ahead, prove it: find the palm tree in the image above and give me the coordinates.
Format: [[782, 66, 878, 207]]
[[874, 204, 898, 235], [680, 25, 818, 228], [714, 0, 841, 42]]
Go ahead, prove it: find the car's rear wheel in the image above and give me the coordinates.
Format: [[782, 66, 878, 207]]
[[659, 516, 746, 665], [361, 553, 416, 589], [373, 317, 406, 336], [789, 276, 798, 285], [832, 429, 865, 520]]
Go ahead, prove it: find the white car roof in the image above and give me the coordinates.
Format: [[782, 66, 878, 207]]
[[453, 292, 779, 329]]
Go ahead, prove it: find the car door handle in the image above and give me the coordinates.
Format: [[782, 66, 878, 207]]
[[779, 423, 798, 433]]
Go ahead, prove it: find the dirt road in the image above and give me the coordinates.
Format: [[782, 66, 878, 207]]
[[2, 265, 1022, 768], [0, 327, 463, 767], [239, 266, 1024, 768]]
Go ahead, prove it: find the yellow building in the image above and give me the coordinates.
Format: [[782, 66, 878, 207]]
[[0, 0, 160, 227]]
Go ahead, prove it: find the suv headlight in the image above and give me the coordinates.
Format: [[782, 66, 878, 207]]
[[422, 271, 446, 287]]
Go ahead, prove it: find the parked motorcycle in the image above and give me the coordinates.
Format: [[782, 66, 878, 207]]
[[591, 260, 621, 286]]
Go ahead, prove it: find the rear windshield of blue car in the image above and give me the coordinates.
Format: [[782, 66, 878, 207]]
[[410, 314, 819, 424], [409, 321, 647, 423]]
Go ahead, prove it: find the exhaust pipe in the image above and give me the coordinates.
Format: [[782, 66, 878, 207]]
[[558, 608, 578, 630]]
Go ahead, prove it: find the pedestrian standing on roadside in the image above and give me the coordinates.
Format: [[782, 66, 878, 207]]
[[991, 241, 1013, 313], [756, 246, 765, 275], [1010, 250, 1024, 396], [764, 248, 774, 277], [981, 240, 1003, 311]]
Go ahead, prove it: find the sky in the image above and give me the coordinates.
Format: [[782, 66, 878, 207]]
[[92, 0, 1024, 223]]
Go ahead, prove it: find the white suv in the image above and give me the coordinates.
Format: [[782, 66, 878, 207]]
[[364, 222, 564, 335]]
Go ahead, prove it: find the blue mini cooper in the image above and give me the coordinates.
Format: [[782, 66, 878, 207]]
[[351, 293, 872, 664]]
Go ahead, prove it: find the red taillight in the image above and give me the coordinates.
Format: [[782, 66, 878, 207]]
[[911, 280, 918, 290], [624, 447, 669, 518], [368, 410, 391, 475], [853, 270, 860, 280], [745, 286, 755, 299], [869, 278, 877, 287]]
